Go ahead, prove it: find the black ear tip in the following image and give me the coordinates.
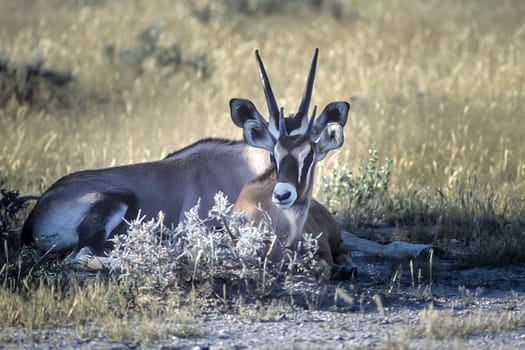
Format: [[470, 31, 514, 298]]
[[230, 99, 250, 127], [229, 99, 246, 117], [333, 101, 350, 112], [341, 102, 350, 120], [230, 98, 252, 109], [230, 98, 243, 107]]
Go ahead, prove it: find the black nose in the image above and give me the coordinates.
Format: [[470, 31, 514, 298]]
[[274, 191, 291, 202]]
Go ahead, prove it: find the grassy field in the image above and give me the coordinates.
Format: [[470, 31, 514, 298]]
[[1, 0, 525, 347], [1, 0, 524, 192]]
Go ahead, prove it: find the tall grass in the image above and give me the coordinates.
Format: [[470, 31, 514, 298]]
[[1, 0, 524, 194]]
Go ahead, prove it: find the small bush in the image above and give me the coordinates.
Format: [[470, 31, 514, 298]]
[[198, 0, 354, 20], [110, 192, 322, 299], [0, 174, 61, 288], [320, 148, 393, 228], [105, 24, 214, 80], [1, 176, 28, 265], [0, 55, 72, 106]]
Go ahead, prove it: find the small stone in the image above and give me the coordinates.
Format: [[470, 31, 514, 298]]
[[217, 330, 229, 339]]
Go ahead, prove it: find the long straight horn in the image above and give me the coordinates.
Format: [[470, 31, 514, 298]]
[[296, 48, 319, 121], [255, 50, 279, 125], [279, 107, 287, 138], [306, 105, 317, 138]]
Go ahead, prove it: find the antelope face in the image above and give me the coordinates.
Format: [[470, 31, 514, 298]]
[[231, 100, 350, 210], [272, 135, 315, 208]]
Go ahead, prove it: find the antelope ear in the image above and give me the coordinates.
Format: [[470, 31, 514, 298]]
[[230, 98, 266, 128], [243, 120, 276, 152], [312, 101, 349, 139], [230, 99, 275, 152], [316, 124, 344, 161]]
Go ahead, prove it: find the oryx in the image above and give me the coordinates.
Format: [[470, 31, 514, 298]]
[[20, 49, 321, 260]]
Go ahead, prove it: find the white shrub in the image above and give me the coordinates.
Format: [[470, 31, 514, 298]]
[[110, 192, 320, 295]]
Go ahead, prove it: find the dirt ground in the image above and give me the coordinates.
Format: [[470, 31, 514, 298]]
[[2, 252, 524, 349]]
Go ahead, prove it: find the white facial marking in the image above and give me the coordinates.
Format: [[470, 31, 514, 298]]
[[297, 144, 312, 183], [273, 145, 282, 170], [272, 182, 297, 209]]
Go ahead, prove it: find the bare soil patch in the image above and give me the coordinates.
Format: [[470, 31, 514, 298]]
[[2, 251, 524, 349]]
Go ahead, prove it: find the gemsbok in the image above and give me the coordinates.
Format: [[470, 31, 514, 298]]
[[20, 49, 322, 261], [230, 95, 355, 279]]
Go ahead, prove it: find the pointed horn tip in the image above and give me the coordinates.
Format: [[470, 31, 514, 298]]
[[311, 105, 318, 118], [255, 49, 279, 121], [312, 48, 319, 62], [309, 49, 319, 73], [255, 50, 264, 67], [296, 49, 319, 118]]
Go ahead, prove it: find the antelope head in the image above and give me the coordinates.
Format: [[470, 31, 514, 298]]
[[230, 49, 350, 209]]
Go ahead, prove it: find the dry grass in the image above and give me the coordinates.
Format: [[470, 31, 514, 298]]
[[1, 0, 524, 194], [0, 273, 204, 343], [380, 303, 525, 349], [407, 304, 525, 342]]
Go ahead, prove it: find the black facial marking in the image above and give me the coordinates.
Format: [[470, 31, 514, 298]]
[[277, 155, 299, 185], [300, 149, 314, 185]]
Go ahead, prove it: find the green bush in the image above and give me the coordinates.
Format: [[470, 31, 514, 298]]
[[320, 148, 393, 228], [1, 176, 27, 261], [319, 152, 525, 266]]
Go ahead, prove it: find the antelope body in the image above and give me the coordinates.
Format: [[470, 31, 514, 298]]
[[21, 49, 329, 260], [21, 140, 270, 256]]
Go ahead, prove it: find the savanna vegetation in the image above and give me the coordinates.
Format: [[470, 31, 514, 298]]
[[0, 0, 524, 348]]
